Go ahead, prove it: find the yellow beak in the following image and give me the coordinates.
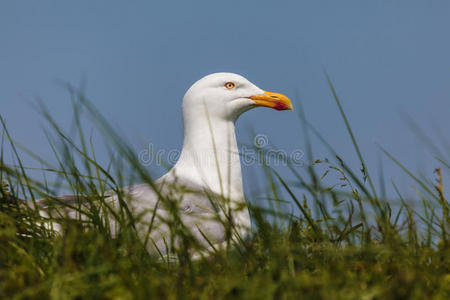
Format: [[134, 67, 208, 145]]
[[249, 91, 293, 111]]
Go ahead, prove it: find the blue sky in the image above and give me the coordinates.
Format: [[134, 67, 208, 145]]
[[1, 1, 449, 201]]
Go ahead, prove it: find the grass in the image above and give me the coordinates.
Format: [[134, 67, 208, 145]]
[[1, 82, 449, 299]]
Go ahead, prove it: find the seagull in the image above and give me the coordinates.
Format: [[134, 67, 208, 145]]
[[37, 73, 293, 258]]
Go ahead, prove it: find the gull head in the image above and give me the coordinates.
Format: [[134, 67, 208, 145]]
[[182, 73, 293, 122]]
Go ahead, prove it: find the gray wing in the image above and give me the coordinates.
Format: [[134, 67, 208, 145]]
[[34, 179, 227, 257], [122, 179, 227, 256]]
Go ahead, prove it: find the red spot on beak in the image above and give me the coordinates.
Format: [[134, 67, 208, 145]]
[[274, 102, 289, 111]]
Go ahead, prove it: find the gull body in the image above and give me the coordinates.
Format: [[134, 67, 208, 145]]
[[39, 73, 292, 256]]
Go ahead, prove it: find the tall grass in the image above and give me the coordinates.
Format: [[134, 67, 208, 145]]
[[0, 82, 449, 299]]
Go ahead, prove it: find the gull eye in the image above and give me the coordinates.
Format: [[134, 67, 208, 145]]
[[225, 82, 235, 90]]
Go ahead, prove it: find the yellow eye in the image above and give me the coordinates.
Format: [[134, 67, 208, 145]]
[[225, 82, 235, 89]]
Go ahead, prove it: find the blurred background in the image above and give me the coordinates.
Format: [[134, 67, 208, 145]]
[[1, 1, 449, 201]]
